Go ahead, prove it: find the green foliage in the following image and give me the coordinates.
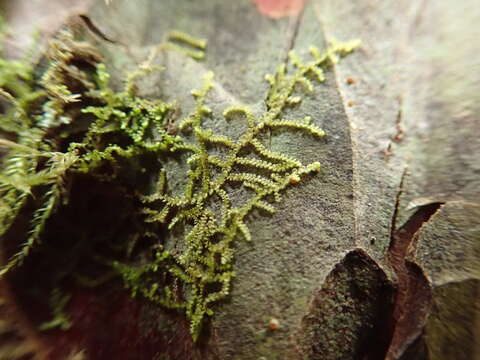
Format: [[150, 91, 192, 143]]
[[0, 27, 180, 313], [164, 30, 207, 60], [0, 22, 358, 341], [70, 61, 180, 175], [117, 41, 358, 340], [0, 22, 44, 134], [39, 288, 72, 331]]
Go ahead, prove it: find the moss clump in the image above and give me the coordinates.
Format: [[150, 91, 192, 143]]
[[0, 28, 180, 331], [0, 23, 358, 340], [115, 39, 359, 339], [0, 29, 179, 276]]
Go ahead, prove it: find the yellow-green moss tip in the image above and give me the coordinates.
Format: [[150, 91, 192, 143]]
[[167, 30, 207, 50]]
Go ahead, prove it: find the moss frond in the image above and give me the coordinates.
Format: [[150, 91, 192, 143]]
[[223, 106, 256, 128], [130, 41, 357, 339], [265, 119, 326, 137], [167, 31, 207, 50], [39, 288, 72, 331], [0, 23, 357, 342], [0, 183, 61, 276]]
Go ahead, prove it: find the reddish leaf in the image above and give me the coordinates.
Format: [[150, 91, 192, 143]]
[[252, 0, 306, 18]]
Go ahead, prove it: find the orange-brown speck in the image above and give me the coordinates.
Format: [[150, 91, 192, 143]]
[[346, 77, 356, 85], [268, 318, 280, 330]]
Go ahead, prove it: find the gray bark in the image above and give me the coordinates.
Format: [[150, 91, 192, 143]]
[[1, 0, 478, 359]]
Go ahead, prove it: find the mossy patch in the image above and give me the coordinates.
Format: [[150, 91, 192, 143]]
[[0, 22, 358, 340]]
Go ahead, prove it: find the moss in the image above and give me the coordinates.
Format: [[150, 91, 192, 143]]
[[167, 30, 207, 50], [39, 288, 72, 331], [0, 23, 358, 341]]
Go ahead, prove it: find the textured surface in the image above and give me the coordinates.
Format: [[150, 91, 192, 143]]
[[0, 0, 479, 359]]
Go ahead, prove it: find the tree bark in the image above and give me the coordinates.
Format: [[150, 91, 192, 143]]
[[0, 0, 478, 359]]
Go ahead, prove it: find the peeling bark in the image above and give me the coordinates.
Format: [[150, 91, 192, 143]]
[[385, 202, 443, 359], [297, 249, 395, 360]]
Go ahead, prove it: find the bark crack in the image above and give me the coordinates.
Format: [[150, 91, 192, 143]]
[[267, 7, 304, 149], [312, 1, 358, 247], [283, 8, 304, 64], [388, 201, 444, 275], [389, 166, 408, 242], [78, 13, 142, 65], [79, 14, 117, 44], [383, 200, 445, 359]]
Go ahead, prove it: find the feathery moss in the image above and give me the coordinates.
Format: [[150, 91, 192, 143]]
[[0, 23, 358, 340]]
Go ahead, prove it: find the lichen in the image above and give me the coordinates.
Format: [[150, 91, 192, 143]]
[[0, 22, 358, 341]]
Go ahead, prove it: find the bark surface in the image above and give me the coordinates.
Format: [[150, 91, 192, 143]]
[[0, 0, 478, 359]]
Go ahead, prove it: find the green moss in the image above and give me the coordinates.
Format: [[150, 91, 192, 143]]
[[39, 288, 72, 331], [116, 39, 358, 340], [167, 30, 207, 50], [0, 23, 358, 341]]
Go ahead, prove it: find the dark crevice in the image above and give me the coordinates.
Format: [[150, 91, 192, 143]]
[[79, 15, 117, 44], [382, 201, 444, 359], [389, 201, 444, 258], [387, 261, 431, 360], [392, 97, 405, 143], [77, 13, 142, 69], [389, 167, 408, 243]]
